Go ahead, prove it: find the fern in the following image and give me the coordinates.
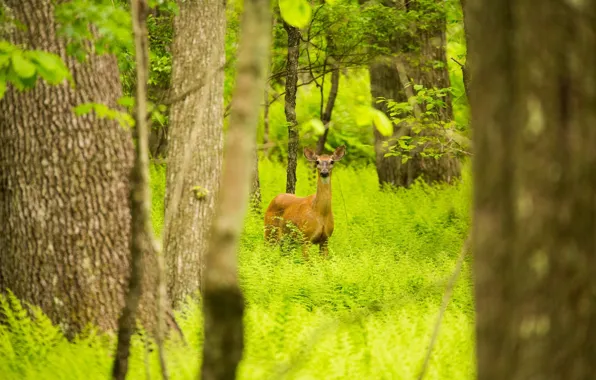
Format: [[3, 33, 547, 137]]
[[0, 160, 474, 379]]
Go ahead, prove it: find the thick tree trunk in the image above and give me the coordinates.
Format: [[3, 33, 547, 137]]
[[370, 0, 460, 188], [0, 0, 133, 335], [469, 0, 596, 379], [283, 21, 300, 194], [201, 0, 272, 378], [164, 0, 225, 305], [369, 58, 411, 187]]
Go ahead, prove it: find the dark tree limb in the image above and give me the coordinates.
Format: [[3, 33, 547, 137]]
[[316, 37, 340, 155], [283, 21, 301, 194]]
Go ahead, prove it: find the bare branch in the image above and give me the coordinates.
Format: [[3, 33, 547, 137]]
[[417, 235, 471, 380]]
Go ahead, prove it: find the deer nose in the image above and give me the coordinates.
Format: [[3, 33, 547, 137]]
[[320, 171, 329, 178]]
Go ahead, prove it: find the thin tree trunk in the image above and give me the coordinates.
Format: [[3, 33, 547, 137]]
[[283, 21, 300, 194], [113, 1, 157, 378], [263, 84, 270, 147], [0, 0, 133, 336], [164, 0, 226, 305], [316, 62, 340, 155], [459, 0, 471, 100], [201, 0, 272, 378], [469, 0, 596, 379], [249, 149, 261, 211]]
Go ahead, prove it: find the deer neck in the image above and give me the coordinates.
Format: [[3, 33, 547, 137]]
[[313, 174, 333, 216]]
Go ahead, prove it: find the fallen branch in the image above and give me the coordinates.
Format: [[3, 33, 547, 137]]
[[417, 234, 471, 380]]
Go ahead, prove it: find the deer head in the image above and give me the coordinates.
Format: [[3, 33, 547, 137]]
[[304, 145, 346, 180]]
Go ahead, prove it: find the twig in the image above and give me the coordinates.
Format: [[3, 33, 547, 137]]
[[450, 57, 464, 68], [160, 64, 227, 106], [417, 234, 471, 380]]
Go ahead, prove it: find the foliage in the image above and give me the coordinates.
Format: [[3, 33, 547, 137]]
[[0, 41, 71, 99], [379, 85, 469, 163], [263, 69, 378, 165], [55, 0, 133, 61], [279, 0, 312, 28], [0, 161, 474, 379]]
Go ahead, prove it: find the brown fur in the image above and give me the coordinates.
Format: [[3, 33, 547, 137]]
[[264, 146, 346, 259]]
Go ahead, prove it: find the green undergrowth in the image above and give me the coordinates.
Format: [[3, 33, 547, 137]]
[[0, 160, 474, 379]]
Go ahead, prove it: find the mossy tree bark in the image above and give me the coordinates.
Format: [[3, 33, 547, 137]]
[[164, 0, 225, 305], [469, 0, 596, 378], [0, 0, 133, 335]]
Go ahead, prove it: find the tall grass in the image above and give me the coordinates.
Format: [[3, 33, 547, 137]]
[[0, 160, 474, 379]]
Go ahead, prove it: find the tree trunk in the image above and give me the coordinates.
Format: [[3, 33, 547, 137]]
[[459, 0, 471, 100], [113, 1, 157, 378], [370, 0, 460, 188], [249, 149, 261, 212], [263, 83, 270, 148], [0, 0, 133, 336], [201, 0, 272, 378], [369, 57, 412, 187], [164, 0, 225, 305], [469, 0, 596, 379], [283, 21, 300, 194], [316, 61, 340, 155]]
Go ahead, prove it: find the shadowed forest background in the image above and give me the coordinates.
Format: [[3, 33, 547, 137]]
[[1, 0, 595, 379]]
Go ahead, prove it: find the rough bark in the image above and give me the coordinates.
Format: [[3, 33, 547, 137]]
[[201, 0, 272, 378], [113, 0, 156, 378], [283, 21, 300, 194], [164, 0, 225, 305], [370, 0, 460, 188], [0, 0, 133, 335], [469, 0, 596, 379]]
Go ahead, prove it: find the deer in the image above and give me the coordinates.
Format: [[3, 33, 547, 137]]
[[264, 145, 346, 259]]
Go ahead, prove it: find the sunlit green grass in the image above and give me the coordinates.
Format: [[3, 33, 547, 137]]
[[0, 159, 474, 380]]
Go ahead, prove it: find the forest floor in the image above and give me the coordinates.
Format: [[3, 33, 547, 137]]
[[0, 160, 474, 380]]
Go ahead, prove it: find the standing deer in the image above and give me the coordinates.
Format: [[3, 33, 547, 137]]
[[264, 145, 346, 259]]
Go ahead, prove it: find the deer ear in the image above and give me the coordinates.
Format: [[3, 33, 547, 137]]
[[304, 147, 317, 161], [332, 145, 346, 161]]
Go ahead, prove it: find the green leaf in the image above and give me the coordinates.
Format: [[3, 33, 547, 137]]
[[413, 84, 423, 91], [0, 79, 6, 100], [354, 106, 373, 127], [279, 0, 312, 28], [29, 51, 70, 85], [11, 52, 36, 78], [0, 53, 10, 69], [426, 103, 435, 110], [371, 109, 393, 137], [308, 118, 325, 135], [74, 103, 94, 116], [118, 96, 135, 108]]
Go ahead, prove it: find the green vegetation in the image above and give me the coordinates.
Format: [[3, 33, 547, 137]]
[[0, 160, 473, 379]]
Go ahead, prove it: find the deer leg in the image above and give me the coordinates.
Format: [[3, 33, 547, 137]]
[[302, 241, 311, 261], [319, 239, 329, 258]]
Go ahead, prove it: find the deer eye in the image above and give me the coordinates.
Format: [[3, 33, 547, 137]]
[[330, 160, 334, 164], [315, 160, 320, 165]]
